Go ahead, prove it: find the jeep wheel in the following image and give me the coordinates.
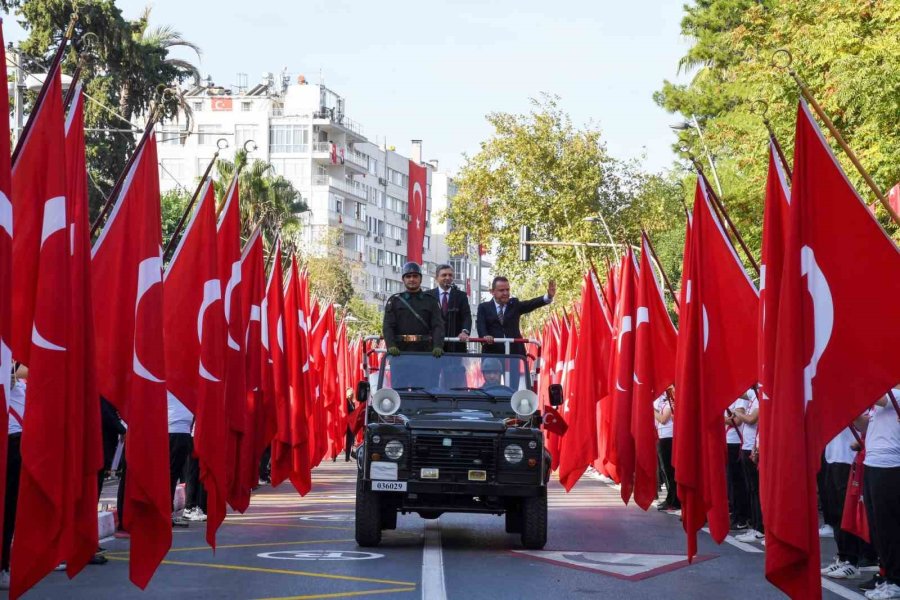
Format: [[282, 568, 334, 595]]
[[505, 506, 523, 534], [417, 510, 442, 520], [381, 504, 398, 530], [520, 488, 547, 549], [355, 477, 382, 546]]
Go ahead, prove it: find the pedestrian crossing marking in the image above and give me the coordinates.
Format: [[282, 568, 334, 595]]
[[511, 550, 715, 581]]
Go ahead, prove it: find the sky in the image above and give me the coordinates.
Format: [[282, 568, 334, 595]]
[[4, 0, 693, 174]]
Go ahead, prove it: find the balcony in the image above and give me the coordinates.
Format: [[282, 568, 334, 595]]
[[344, 150, 368, 174], [327, 177, 368, 201], [312, 109, 365, 141]]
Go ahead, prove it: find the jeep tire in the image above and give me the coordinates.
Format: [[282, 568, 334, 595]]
[[355, 477, 382, 546], [520, 488, 547, 549], [381, 504, 398, 530]]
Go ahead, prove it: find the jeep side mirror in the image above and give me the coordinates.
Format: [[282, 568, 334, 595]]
[[549, 383, 563, 407], [356, 380, 370, 404]]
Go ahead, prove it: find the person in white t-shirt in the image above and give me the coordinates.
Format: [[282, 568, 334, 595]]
[[653, 390, 679, 510], [1, 363, 27, 588], [818, 426, 874, 580], [858, 388, 900, 600], [734, 388, 764, 542], [167, 392, 194, 526], [725, 396, 750, 530]]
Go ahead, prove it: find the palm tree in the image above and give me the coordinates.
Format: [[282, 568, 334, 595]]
[[119, 5, 201, 123], [214, 150, 309, 242]]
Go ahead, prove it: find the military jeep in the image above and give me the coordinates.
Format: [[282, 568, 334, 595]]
[[354, 338, 559, 549]]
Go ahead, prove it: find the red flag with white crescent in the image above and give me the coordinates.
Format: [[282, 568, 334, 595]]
[[163, 179, 227, 549], [407, 160, 427, 264], [632, 233, 677, 510], [62, 80, 103, 577], [283, 256, 312, 494], [238, 228, 271, 504], [9, 61, 74, 599], [0, 21, 13, 586], [216, 176, 248, 511], [673, 178, 758, 562], [762, 103, 900, 599], [91, 129, 171, 589], [266, 241, 294, 489]]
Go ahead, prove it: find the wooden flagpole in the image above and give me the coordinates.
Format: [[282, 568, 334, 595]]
[[640, 228, 679, 311]]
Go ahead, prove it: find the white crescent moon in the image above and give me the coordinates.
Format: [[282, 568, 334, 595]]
[[246, 303, 261, 347], [276, 315, 284, 352], [32, 196, 68, 351], [801, 246, 833, 404], [260, 299, 270, 351], [224, 261, 241, 351], [298, 309, 307, 333], [198, 279, 222, 382], [0, 190, 11, 237], [702, 305, 709, 352], [635, 307, 649, 328], [133, 256, 164, 382], [617, 315, 633, 354]]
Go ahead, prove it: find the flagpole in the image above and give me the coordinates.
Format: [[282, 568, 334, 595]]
[[161, 140, 227, 260], [773, 49, 900, 226], [10, 13, 75, 164], [640, 229, 679, 310], [690, 160, 761, 276], [587, 258, 614, 316], [751, 101, 793, 178], [90, 92, 169, 238]]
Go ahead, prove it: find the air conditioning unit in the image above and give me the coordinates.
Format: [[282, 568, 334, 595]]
[[365, 231, 371, 237], [391, 265, 400, 273], [378, 177, 388, 186], [374, 292, 386, 300], [395, 239, 402, 246], [374, 235, 383, 243]]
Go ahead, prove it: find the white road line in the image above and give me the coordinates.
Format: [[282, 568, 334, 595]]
[[821, 578, 867, 600], [701, 527, 763, 553], [422, 519, 447, 600]]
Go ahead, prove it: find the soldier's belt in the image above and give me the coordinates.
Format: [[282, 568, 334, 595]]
[[399, 335, 432, 342]]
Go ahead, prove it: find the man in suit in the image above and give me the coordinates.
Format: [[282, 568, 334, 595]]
[[476, 276, 556, 357], [426, 264, 472, 353]]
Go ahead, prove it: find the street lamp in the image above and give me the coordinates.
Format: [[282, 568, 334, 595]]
[[670, 114, 724, 197], [583, 214, 619, 260]]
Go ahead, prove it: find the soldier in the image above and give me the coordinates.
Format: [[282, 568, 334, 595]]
[[382, 262, 445, 356]]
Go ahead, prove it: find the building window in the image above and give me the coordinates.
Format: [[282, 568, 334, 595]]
[[268, 124, 309, 153], [368, 157, 379, 176], [197, 125, 218, 145], [159, 158, 184, 180], [314, 164, 328, 185], [271, 102, 284, 117], [334, 196, 343, 214], [235, 125, 257, 149], [158, 127, 185, 146], [192, 101, 203, 112], [241, 101, 252, 112]]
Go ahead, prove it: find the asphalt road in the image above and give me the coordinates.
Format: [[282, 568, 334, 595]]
[[21, 461, 869, 599]]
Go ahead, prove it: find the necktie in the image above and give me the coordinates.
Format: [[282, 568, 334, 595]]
[[498, 304, 505, 324], [441, 291, 448, 315]]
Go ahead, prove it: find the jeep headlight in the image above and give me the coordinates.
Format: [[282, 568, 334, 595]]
[[384, 440, 404, 460], [504, 444, 524, 464]]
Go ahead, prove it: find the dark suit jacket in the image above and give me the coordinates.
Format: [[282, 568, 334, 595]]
[[426, 285, 472, 353], [476, 295, 549, 356]]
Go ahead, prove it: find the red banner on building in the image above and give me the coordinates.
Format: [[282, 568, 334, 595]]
[[407, 160, 427, 264], [211, 97, 232, 111]]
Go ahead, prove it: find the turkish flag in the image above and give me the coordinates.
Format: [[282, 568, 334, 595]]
[[211, 97, 233, 111], [598, 261, 623, 483], [333, 319, 351, 458], [407, 160, 427, 264], [163, 179, 227, 549], [542, 404, 568, 436], [238, 228, 272, 504], [9, 62, 74, 599], [762, 103, 900, 600], [538, 318, 560, 470], [216, 177, 248, 511], [611, 250, 639, 504], [61, 81, 103, 577], [631, 233, 677, 510], [311, 303, 338, 465], [266, 241, 293, 488], [673, 178, 758, 562], [91, 129, 171, 588], [283, 256, 312, 495], [556, 306, 583, 491], [0, 26, 12, 569]]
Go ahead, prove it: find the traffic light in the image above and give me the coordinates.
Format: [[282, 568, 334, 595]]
[[519, 225, 532, 262]]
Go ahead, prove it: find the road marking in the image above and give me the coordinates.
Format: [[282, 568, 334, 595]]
[[258, 550, 383, 561], [223, 521, 353, 531], [105, 555, 415, 586], [148, 538, 356, 555], [821, 578, 867, 600], [701, 527, 763, 554], [421, 519, 447, 600], [512, 550, 714, 581], [256, 586, 417, 600], [299, 513, 355, 522]]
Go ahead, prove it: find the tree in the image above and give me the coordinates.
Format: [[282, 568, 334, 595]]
[[213, 149, 308, 244], [345, 296, 383, 339], [12, 0, 201, 215], [445, 94, 679, 305], [160, 188, 190, 245], [655, 0, 900, 251], [303, 256, 354, 307]]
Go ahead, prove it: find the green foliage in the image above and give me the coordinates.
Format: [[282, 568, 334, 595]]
[[303, 255, 354, 307], [214, 149, 308, 246], [445, 94, 687, 308], [345, 296, 383, 339], [160, 188, 189, 245], [655, 0, 900, 251], [12, 1, 200, 215]]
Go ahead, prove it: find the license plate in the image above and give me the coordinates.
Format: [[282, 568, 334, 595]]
[[370, 461, 398, 481], [372, 480, 407, 492]]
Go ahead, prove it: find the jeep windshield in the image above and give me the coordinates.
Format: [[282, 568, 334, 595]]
[[379, 353, 530, 398]]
